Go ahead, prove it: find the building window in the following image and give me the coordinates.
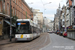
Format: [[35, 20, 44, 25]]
[[63, 21, 65, 25], [16, 10, 18, 16], [7, 3, 9, 15], [15, 9, 16, 15], [21, 13, 23, 19], [13, 7, 15, 15], [3, 0, 5, 11], [15, 0, 16, 3]]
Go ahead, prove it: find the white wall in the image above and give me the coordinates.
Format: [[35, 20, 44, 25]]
[[33, 9, 43, 29]]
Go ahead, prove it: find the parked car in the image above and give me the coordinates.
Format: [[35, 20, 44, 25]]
[[63, 31, 67, 37], [52, 31, 56, 33], [48, 31, 54, 33], [56, 30, 60, 34], [47, 31, 51, 33], [59, 31, 63, 36]]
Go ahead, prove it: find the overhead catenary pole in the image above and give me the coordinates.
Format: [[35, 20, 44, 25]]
[[10, 0, 12, 41]]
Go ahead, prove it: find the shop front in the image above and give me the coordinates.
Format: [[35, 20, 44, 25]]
[[0, 13, 15, 39]]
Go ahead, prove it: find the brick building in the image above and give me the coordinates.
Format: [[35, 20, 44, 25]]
[[0, 0, 33, 39], [0, 0, 33, 19]]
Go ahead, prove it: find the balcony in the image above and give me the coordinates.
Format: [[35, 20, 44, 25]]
[[66, 6, 70, 10], [72, 0, 75, 8]]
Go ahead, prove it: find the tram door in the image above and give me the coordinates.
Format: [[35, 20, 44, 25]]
[[0, 17, 3, 36]]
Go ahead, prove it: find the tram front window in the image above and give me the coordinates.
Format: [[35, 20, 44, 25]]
[[16, 22, 29, 33]]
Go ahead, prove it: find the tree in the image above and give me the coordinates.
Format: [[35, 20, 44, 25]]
[[12, 15, 18, 25]]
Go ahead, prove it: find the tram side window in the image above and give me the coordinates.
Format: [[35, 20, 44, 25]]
[[30, 26, 33, 33], [33, 27, 36, 33]]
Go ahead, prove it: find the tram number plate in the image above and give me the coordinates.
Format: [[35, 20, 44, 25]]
[[20, 35, 23, 38]]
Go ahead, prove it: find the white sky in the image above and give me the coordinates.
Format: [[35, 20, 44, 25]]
[[25, 0, 66, 20]]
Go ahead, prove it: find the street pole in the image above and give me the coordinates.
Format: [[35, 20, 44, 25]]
[[10, 0, 12, 41]]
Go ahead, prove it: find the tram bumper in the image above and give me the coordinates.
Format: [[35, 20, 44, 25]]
[[15, 38, 32, 41]]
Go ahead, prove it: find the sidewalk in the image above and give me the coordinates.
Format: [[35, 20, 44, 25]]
[[0, 38, 15, 46]]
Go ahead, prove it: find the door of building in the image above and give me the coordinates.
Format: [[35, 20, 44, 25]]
[[0, 17, 3, 36], [0, 2, 1, 12]]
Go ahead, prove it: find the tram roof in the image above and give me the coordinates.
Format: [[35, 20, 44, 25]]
[[17, 19, 38, 27], [17, 19, 31, 21]]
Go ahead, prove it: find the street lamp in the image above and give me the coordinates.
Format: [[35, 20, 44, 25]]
[[28, 2, 33, 4], [10, 0, 12, 41], [43, 2, 51, 5], [43, 2, 52, 17]]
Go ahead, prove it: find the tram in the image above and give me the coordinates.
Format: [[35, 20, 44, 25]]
[[15, 19, 41, 41]]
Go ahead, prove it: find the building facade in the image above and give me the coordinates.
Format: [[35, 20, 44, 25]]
[[0, 0, 33, 39], [0, 0, 33, 19], [54, 8, 60, 31], [32, 9, 43, 31], [48, 21, 54, 31]]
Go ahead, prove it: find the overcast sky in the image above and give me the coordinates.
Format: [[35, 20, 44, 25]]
[[25, 0, 66, 21]]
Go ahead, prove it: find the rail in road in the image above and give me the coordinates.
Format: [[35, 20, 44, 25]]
[[0, 33, 50, 50]]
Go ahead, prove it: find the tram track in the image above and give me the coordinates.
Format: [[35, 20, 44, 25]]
[[30, 34, 50, 50], [15, 34, 45, 50], [1, 34, 44, 50], [1, 33, 50, 50], [20, 33, 49, 50], [31, 36, 47, 50]]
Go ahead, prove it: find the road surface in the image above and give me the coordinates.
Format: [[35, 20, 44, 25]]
[[0, 33, 50, 50], [41, 33, 75, 50]]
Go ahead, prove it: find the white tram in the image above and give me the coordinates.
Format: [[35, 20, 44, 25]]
[[15, 19, 41, 41]]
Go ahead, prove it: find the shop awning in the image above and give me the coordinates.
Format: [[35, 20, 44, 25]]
[[0, 13, 10, 18], [4, 20, 15, 27]]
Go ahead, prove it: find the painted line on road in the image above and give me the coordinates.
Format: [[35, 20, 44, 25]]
[[39, 33, 52, 50]]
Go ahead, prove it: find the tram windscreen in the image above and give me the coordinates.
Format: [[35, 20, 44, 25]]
[[16, 22, 29, 33]]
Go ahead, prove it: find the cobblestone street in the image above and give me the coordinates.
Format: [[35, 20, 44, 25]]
[[0, 33, 50, 50]]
